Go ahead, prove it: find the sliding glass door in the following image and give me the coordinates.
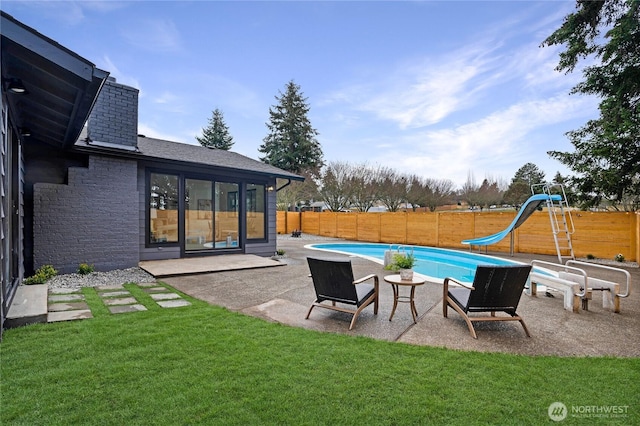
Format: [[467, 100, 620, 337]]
[[215, 182, 239, 248], [148, 173, 244, 252], [183, 179, 239, 251], [185, 179, 213, 251]]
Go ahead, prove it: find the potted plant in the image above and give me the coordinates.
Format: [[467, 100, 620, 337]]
[[385, 252, 416, 280]]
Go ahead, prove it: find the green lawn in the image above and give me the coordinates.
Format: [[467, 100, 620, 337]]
[[1, 283, 638, 425]]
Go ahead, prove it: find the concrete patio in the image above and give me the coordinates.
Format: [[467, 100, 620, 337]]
[[159, 235, 640, 358]]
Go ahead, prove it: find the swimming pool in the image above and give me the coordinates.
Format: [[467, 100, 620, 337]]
[[306, 243, 524, 283]]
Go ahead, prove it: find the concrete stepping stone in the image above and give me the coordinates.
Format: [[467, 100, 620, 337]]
[[96, 285, 125, 291], [150, 293, 181, 301], [143, 287, 170, 293], [48, 310, 93, 322], [49, 294, 84, 302], [49, 288, 82, 295], [109, 304, 147, 314], [103, 297, 138, 306], [98, 290, 131, 298], [157, 300, 191, 308], [48, 302, 90, 312], [137, 282, 159, 288]]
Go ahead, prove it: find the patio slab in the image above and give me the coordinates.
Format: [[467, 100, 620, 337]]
[[139, 254, 283, 278], [5, 284, 48, 328], [163, 236, 640, 357]]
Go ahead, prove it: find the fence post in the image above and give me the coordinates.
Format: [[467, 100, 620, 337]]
[[631, 212, 640, 262]]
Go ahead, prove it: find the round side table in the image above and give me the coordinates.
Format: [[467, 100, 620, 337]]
[[384, 274, 426, 323]]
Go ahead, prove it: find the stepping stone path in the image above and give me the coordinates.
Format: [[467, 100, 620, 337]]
[[48, 288, 93, 323], [47, 283, 191, 322]]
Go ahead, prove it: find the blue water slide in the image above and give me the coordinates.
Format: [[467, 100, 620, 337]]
[[462, 194, 562, 247]]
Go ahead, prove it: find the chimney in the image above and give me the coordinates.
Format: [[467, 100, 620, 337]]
[[87, 77, 139, 151]]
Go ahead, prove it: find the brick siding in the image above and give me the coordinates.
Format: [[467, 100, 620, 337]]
[[33, 156, 139, 273], [87, 78, 138, 149]]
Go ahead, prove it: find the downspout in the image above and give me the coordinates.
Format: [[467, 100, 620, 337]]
[[275, 179, 293, 233], [276, 179, 292, 192]]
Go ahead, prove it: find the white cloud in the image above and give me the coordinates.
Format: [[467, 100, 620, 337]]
[[325, 44, 500, 130], [360, 94, 597, 187], [119, 18, 183, 52], [137, 123, 187, 144]]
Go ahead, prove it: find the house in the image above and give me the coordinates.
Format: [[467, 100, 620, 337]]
[[0, 12, 302, 333]]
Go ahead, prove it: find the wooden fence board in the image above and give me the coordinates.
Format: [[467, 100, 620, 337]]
[[406, 213, 438, 246], [277, 210, 638, 261], [357, 214, 381, 242], [337, 214, 358, 240], [380, 213, 407, 243], [319, 213, 337, 237]]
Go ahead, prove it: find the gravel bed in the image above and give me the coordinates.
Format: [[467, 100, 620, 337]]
[[46, 267, 156, 289], [576, 258, 639, 268]]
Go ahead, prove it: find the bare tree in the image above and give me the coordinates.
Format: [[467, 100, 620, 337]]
[[460, 171, 482, 210], [350, 163, 382, 212], [405, 174, 429, 211], [378, 168, 407, 212], [424, 178, 456, 212], [318, 161, 354, 212], [275, 170, 319, 211]]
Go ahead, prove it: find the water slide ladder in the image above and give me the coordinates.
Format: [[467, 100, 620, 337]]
[[532, 183, 575, 263]]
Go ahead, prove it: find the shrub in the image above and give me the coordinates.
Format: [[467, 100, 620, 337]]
[[23, 264, 58, 285], [77, 263, 95, 275], [276, 249, 286, 256], [586, 254, 596, 260], [614, 253, 625, 262]]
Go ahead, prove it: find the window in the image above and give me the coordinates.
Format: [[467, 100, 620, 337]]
[[246, 183, 265, 240], [149, 173, 178, 243]]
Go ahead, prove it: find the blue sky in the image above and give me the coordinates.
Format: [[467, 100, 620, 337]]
[[3, 1, 595, 188]]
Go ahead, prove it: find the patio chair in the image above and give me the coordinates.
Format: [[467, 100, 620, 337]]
[[443, 265, 532, 338], [305, 257, 379, 330]]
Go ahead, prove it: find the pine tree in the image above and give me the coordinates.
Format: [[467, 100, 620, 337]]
[[259, 80, 323, 174], [543, 0, 640, 210], [196, 108, 234, 150]]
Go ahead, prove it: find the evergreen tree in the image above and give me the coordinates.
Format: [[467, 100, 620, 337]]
[[196, 108, 234, 150], [503, 163, 546, 209], [543, 0, 640, 210], [259, 80, 323, 174]]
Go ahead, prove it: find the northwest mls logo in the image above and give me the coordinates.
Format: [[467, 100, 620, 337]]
[[548, 402, 568, 422]]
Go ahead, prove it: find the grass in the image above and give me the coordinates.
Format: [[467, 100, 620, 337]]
[[2, 283, 638, 425]]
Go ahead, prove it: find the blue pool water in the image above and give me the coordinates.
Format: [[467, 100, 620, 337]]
[[307, 243, 524, 283]]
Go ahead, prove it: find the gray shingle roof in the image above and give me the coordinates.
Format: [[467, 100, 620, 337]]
[[136, 137, 302, 180], [75, 133, 303, 181]]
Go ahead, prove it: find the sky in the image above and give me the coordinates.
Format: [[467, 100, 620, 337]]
[[2, 1, 597, 189]]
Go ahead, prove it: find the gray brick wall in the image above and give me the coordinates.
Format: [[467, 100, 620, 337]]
[[33, 155, 139, 273], [87, 78, 138, 149]]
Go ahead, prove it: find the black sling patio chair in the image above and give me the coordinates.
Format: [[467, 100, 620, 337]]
[[305, 257, 379, 330], [443, 264, 532, 339]]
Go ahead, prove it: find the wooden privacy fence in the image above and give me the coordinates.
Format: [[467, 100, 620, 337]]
[[276, 210, 639, 262]]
